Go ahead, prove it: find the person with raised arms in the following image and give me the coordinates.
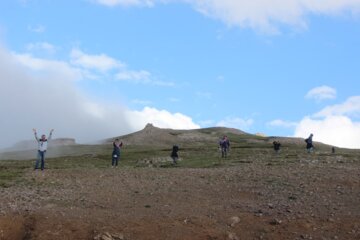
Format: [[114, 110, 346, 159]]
[[33, 128, 54, 171]]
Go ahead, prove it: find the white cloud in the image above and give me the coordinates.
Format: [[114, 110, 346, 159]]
[[294, 115, 360, 149], [70, 48, 174, 86], [192, 0, 360, 33], [266, 97, 360, 148], [13, 52, 84, 81], [94, 0, 360, 33], [70, 48, 124, 72], [315, 96, 360, 118], [268, 119, 297, 128], [27, 24, 46, 33], [216, 117, 253, 130], [196, 91, 212, 99], [294, 96, 360, 149], [305, 85, 337, 101], [116, 70, 151, 81], [26, 42, 56, 54], [0, 46, 198, 149], [94, 0, 155, 7], [127, 107, 200, 130], [132, 99, 152, 105], [116, 70, 175, 86]]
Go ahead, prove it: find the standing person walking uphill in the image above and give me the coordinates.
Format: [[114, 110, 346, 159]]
[[33, 128, 54, 171], [219, 135, 230, 158], [305, 133, 314, 153], [112, 139, 123, 168], [171, 145, 179, 165], [273, 141, 281, 154]]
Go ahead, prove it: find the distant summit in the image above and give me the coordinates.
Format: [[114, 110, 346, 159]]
[[145, 123, 155, 129], [104, 123, 248, 147], [102, 123, 332, 149], [255, 133, 267, 137]]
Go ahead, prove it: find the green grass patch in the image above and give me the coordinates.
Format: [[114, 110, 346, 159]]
[[0, 160, 30, 188], [0, 141, 359, 189]]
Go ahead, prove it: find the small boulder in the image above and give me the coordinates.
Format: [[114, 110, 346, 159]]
[[229, 216, 240, 227]]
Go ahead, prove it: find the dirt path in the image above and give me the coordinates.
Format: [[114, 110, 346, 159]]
[[1, 160, 360, 240]]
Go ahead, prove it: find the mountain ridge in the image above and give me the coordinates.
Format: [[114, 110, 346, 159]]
[[0, 124, 342, 160]]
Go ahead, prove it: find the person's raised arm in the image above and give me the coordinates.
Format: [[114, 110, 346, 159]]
[[48, 129, 54, 140], [33, 128, 39, 142]]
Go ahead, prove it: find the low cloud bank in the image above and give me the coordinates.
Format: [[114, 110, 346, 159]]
[[295, 115, 360, 149], [0, 46, 199, 149], [294, 97, 360, 149]]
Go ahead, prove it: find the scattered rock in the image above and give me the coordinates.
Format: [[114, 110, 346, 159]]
[[254, 209, 264, 217], [300, 234, 313, 239], [112, 233, 125, 240], [288, 195, 297, 201], [94, 232, 124, 240], [269, 218, 282, 225], [227, 232, 239, 240], [229, 216, 240, 227]]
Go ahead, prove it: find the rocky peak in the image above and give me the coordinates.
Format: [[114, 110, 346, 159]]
[[144, 123, 155, 129]]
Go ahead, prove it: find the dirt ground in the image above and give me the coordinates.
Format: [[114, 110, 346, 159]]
[[0, 158, 360, 240]]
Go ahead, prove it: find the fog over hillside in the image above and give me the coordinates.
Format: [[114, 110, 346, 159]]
[[0, 47, 199, 149]]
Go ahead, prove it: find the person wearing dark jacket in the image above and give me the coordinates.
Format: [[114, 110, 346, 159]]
[[219, 136, 230, 158], [305, 133, 314, 153], [273, 141, 281, 153], [112, 139, 123, 168], [171, 145, 179, 164]]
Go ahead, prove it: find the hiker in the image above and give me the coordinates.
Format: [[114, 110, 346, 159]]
[[112, 139, 123, 168], [171, 145, 179, 164], [273, 141, 281, 153], [305, 133, 314, 153], [332, 147, 336, 154], [33, 128, 54, 170], [219, 135, 230, 158]]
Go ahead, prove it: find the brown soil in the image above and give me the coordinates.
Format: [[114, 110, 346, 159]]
[[1, 160, 360, 240]]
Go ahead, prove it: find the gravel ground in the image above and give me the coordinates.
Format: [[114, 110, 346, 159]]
[[0, 158, 360, 240]]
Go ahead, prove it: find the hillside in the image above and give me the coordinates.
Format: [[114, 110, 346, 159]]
[[104, 123, 313, 146], [103, 123, 248, 147], [0, 124, 342, 161], [0, 124, 360, 239]]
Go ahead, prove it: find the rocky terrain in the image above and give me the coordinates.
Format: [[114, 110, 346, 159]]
[[0, 125, 359, 240]]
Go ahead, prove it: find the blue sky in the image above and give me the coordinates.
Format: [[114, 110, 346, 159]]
[[1, 0, 360, 148]]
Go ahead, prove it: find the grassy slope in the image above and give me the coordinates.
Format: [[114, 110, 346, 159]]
[[1, 129, 359, 188]]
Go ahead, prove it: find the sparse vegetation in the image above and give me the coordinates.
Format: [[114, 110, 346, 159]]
[[0, 138, 358, 187], [0, 160, 30, 187], [0, 125, 359, 239]]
